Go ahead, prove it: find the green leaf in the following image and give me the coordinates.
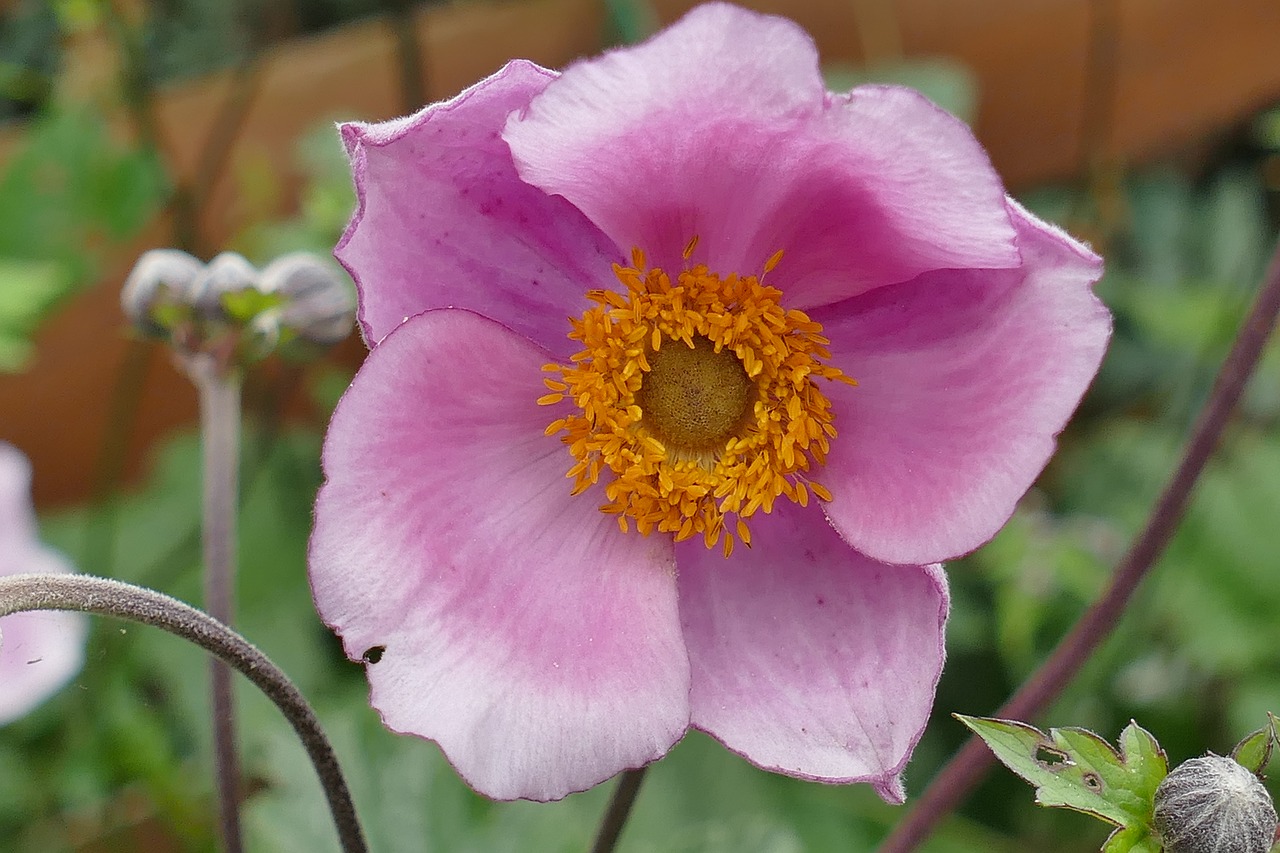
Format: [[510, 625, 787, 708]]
[[0, 257, 74, 371], [823, 58, 978, 124], [1230, 712, 1278, 775], [1102, 824, 1162, 853], [958, 716, 1168, 851], [604, 0, 659, 45]]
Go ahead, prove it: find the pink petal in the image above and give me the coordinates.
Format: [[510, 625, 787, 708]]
[[309, 309, 689, 801], [503, 4, 1017, 302], [816, 201, 1112, 566], [337, 60, 620, 355], [0, 550, 88, 726], [0, 444, 86, 725], [676, 501, 948, 800]]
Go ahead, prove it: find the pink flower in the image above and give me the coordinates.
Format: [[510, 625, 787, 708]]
[[309, 3, 1110, 802], [0, 443, 86, 724]]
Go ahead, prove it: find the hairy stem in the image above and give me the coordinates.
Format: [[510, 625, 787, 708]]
[[879, 236, 1280, 852], [591, 767, 649, 853], [0, 574, 367, 852], [190, 355, 245, 853]]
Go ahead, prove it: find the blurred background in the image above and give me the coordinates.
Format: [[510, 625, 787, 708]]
[[1, 0, 1279, 850]]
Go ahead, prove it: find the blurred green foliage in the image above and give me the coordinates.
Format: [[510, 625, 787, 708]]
[[0, 108, 166, 371]]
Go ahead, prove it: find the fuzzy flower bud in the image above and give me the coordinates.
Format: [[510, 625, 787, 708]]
[[190, 252, 259, 320], [120, 248, 204, 338], [255, 253, 356, 353], [1153, 754, 1278, 853]]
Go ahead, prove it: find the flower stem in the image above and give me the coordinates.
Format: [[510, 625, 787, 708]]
[[190, 354, 244, 853], [590, 767, 649, 853], [878, 235, 1280, 853], [0, 574, 367, 853]]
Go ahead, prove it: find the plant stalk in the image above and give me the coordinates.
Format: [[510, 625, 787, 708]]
[[190, 354, 244, 853], [590, 766, 649, 853]]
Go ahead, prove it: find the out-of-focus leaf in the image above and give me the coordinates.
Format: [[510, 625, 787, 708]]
[[234, 123, 356, 262], [605, 0, 659, 45], [823, 58, 978, 124], [0, 109, 167, 283], [0, 257, 74, 371], [958, 716, 1166, 851]]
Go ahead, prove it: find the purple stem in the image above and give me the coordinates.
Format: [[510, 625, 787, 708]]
[[591, 767, 649, 853], [879, 235, 1280, 853], [190, 354, 244, 853]]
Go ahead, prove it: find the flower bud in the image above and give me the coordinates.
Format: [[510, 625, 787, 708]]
[[1153, 754, 1278, 853], [190, 252, 260, 320], [256, 253, 356, 351], [120, 248, 204, 337]]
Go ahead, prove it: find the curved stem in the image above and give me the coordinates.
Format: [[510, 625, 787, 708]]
[[590, 767, 649, 853], [879, 235, 1280, 853], [0, 574, 368, 853]]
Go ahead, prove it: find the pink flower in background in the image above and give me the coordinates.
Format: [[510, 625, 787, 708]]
[[0, 444, 86, 725], [309, 3, 1110, 801]]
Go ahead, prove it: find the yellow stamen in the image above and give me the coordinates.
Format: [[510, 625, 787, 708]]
[[540, 249, 856, 554], [763, 248, 785, 274]]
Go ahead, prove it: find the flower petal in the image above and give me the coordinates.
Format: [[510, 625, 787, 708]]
[[337, 60, 620, 354], [0, 550, 88, 726], [676, 501, 948, 800], [309, 309, 689, 801], [503, 4, 1017, 301], [0, 444, 86, 726], [816, 202, 1112, 565]]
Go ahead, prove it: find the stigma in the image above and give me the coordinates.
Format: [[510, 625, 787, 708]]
[[539, 245, 855, 556]]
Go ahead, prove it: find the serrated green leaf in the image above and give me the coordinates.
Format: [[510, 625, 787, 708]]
[[958, 716, 1167, 851], [1230, 712, 1278, 774]]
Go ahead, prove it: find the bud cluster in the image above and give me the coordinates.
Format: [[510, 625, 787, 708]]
[[121, 249, 355, 367]]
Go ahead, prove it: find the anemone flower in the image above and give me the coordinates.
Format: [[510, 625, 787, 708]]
[[309, 2, 1110, 802], [0, 443, 86, 725]]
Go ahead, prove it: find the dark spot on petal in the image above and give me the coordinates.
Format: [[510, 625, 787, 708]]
[[362, 646, 385, 664], [816, 596, 825, 606]]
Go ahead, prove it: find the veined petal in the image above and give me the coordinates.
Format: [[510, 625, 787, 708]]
[[309, 309, 689, 801], [748, 85, 1020, 309], [504, 4, 1017, 298], [817, 201, 1111, 565], [676, 501, 948, 801], [337, 60, 620, 354]]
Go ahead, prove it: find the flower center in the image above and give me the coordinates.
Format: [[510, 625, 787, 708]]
[[539, 245, 856, 556], [634, 334, 753, 453]]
